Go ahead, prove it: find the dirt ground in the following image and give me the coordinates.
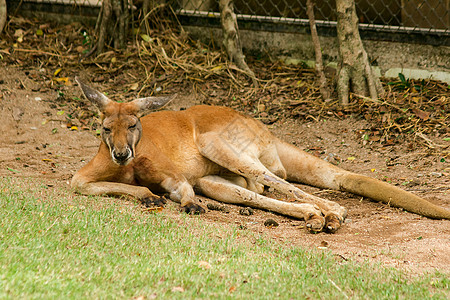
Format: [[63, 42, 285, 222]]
[[1, 65, 449, 277]]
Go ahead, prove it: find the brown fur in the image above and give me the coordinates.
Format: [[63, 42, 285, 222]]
[[72, 78, 450, 233]]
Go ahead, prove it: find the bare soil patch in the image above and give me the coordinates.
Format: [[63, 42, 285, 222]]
[[1, 16, 449, 276], [1, 66, 448, 276]]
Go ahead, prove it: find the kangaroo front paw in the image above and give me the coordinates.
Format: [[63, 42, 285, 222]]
[[324, 213, 343, 233], [181, 203, 205, 215], [142, 195, 167, 207], [305, 213, 325, 233]]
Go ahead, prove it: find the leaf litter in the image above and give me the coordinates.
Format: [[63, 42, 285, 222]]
[[1, 14, 448, 160]]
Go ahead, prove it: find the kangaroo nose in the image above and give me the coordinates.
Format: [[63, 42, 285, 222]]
[[112, 148, 131, 164]]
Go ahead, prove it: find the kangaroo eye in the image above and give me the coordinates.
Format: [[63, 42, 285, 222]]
[[129, 124, 137, 130], [103, 127, 111, 133]]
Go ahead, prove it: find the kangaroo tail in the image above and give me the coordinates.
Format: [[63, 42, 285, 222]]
[[276, 140, 450, 220], [336, 173, 450, 219]]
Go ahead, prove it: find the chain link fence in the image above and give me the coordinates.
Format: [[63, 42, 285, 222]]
[[14, 0, 450, 42], [20, 0, 101, 5], [175, 0, 449, 31]]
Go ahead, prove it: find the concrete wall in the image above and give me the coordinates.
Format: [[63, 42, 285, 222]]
[[184, 25, 450, 83]]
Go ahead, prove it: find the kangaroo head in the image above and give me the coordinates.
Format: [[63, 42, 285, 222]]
[[75, 77, 174, 166]]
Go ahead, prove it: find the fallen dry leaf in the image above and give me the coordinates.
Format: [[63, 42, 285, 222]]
[[171, 286, 184, 293], [143, 206, 164, 213], [198, 260, 211, 269], [411, 108, 430, 120], [130, 82, 139, 90]]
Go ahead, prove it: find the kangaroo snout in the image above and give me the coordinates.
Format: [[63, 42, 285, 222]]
[[111, 147, 133, 165]]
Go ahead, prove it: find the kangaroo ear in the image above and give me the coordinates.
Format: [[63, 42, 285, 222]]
[[132, 94, 176, 117], [75, 76, 112, 111]]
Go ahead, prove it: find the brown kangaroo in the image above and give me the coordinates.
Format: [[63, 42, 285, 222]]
[[71, 77, 450, 233]]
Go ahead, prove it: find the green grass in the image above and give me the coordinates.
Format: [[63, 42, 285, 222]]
[[0, 177, 448, 299]]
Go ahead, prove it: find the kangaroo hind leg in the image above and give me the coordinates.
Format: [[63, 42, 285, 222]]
[[196, 132, 345, 232], [196, 175, 325, 231]]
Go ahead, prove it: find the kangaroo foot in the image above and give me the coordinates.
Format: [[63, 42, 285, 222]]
[[324, 213, 343, 233], [142, 195, 167, 207], [181, 202, 205, 215], [305, 213, 325, 233]]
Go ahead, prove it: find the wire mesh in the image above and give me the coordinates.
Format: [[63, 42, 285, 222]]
[[175, 0, 449, 33], [22, 0, 102, 6], [18, 0, 450, 35]]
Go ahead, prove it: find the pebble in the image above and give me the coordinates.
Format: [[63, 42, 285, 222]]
[[430, 172, 443, 177], [239, 207, 254, 216], [264, 219, 279, 228], [207, 203, 230, 213]]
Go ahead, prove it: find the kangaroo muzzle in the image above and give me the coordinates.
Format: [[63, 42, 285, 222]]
[[111, 147, 133, 165]]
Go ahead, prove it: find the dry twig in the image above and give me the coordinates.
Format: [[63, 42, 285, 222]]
[[306, 0, 330, 101]]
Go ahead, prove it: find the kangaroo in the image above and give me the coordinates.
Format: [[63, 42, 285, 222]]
[[71, 77, 450, 233]]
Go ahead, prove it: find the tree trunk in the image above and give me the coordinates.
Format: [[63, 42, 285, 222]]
[[219, 0, 258, 87], [306, 0, 330, 101], [335, 0, 384, 105], [94, 0, 129, 55], [0, 0, 6, 35]]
